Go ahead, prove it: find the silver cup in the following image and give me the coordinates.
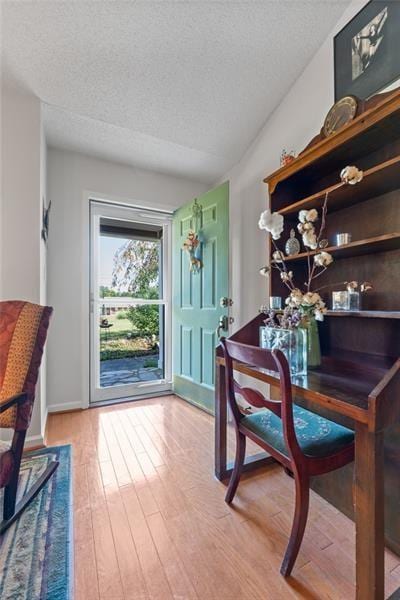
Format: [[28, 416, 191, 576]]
[[269, 296, 282, 310], [336, 233, 352, 246]]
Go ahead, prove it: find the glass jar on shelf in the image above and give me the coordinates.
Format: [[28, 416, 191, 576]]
[[332, 291, 350, 311], [349, 290, 360, 310], [259, 326, 307, 376]]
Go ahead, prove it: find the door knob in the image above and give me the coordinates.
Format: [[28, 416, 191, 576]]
[[216, 315, 229, 339], [220, 297, 233, 308], [216, 315, 234, 338]]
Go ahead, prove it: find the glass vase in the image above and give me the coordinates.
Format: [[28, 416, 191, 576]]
[[349, 290, 360, 311], [259, 326, 307, 376], [332, 290, 350, 311], [301, 317, 321, 368]]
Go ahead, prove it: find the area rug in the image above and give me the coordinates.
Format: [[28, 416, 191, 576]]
[[0, 445, 72, 600]]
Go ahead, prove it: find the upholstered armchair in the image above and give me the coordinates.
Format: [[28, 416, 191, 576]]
[[0, 300, 57, 534]]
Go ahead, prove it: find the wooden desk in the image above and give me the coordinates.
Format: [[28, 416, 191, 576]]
[[241, 87, 400, 598], [215, 351, 400, 600]]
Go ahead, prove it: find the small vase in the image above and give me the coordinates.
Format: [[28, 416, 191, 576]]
[[259, 326, 307, 376], [302, 317, 321, 368]]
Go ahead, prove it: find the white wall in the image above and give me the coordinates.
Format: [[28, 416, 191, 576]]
[[39, 116, 48, 435], [1, 88, 41, 301], [221, 0, 380, 331], [6, 0, 394, 422], [46, 148, 207, 412], [44, 0, 372, 414], [1, 86, 46, 444]]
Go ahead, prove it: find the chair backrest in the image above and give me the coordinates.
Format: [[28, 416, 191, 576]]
[[220, 338, 303, 462], [0, 301, 53, 431]]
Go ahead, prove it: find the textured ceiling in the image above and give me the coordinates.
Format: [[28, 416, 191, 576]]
[[2, 1, 349, 183]]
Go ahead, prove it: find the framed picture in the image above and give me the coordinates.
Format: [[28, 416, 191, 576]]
[[334, 0, 400, 100]]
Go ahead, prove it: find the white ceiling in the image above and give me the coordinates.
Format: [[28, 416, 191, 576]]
[[1, 1, 349, 184]]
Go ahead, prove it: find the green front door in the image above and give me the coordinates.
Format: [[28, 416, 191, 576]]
[[172, 182, 229, 413]]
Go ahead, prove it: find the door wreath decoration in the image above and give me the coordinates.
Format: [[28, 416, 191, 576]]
[[182, 199, 203, 273]]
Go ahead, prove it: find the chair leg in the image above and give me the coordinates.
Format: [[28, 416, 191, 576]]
[[280, 472, 310, 577], [3, 474, 19, 521], [283, 467, 294, 478], [3, 429, 25, 522], [225, 431, 246, 504], [1, 460, 59, 535]]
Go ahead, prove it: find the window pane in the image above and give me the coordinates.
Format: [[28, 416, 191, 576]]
[[99, 219, 162, 300], [99, 304, 164, 388]]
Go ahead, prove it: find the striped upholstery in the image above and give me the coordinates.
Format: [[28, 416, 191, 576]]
[[0, 301, 53, 431]]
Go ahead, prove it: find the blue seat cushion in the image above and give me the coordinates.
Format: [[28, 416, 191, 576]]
[[241, 405, 354, 458]]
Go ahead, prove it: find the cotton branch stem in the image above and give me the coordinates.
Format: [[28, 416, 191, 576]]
[[306, 192, 329, 291], [310, 266, 328, 282], [313, 280, 349, 293], [271, 238, 295, 291], [307, 252, 311, 291]]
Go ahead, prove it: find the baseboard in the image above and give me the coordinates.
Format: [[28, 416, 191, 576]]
[[47, 401, 84, 413], [42, 406, 49, 445], [25, 434, 45, 449], [90, 390, 172, 408]]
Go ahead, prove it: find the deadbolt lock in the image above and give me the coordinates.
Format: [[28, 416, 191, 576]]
[[220, 297, 233, 308]]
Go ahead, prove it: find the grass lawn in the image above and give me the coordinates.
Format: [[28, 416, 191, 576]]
[[100, 313, 158, 360], [101, 313, 131, 333], [100, 314, 134, 341]]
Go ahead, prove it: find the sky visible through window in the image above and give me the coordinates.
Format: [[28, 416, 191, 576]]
[[99, 235, 125, 290]]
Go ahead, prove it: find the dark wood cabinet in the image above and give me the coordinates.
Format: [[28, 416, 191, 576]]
[[215, 88, 400, 598], [263, 88, 400, 556]]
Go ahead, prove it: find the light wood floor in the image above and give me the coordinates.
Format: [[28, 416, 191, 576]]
[[47, 395, 400, 600]]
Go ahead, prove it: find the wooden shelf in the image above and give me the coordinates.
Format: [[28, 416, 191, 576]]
[[262, 85, 400, 562], [278, 155, 400, 217], [326, 310, 400, 319], [321, 350, 396, 378], [272, 232, 400, 264], [264, 88, 400, 193]]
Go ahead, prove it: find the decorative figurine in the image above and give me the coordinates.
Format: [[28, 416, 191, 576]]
[[182, 198, 203, 273], [182, 230, 202, 272], [280, 149, 296, 166], [285, 228, 301, 256]]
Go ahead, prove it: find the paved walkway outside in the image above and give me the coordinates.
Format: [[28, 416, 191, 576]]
[[100, 354, 162, 387]]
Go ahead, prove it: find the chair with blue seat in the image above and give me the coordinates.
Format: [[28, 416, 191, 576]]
[[220, 337, 355, 577]]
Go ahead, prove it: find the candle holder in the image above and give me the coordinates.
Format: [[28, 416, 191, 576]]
[[349, 290, 361, 311], [270, 296, 282, 310], [336, 233, 352, 246], [332, 291, 350, 311]]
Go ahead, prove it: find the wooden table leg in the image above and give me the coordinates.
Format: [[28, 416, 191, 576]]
[[354, 423, 385, 600], [215, 361, 227, 481]]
